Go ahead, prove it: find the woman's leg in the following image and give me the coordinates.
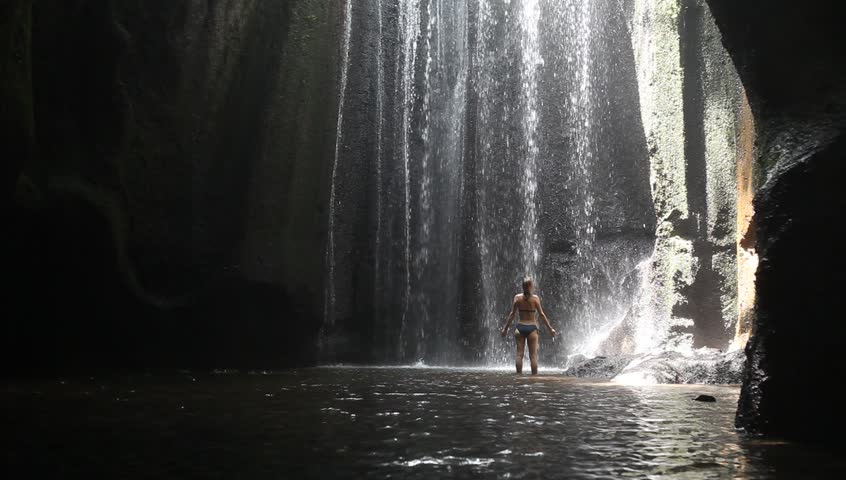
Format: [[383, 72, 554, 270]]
[[515, 332, 526, 374], [528, 330, 540, 375]]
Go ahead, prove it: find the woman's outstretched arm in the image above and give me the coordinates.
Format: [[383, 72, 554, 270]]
[[535, 297, 556, 336], [500, 296, 519, 337]]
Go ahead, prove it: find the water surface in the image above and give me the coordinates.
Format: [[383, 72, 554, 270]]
[[5, 367, 842, 478]]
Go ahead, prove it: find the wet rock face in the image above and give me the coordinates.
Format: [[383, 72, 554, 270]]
[[565, 355, 635, 379], [566, 349, 744, 385], [605, 0, 748, 356], [675, 0, 745, 349], [735, 137, 846, 442], [705, 0, 846, 443], [613, 348, 744, 385], [5, 0, 338, 371]]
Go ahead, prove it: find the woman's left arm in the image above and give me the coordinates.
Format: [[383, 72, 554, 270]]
[[536, 297, 556, 337]]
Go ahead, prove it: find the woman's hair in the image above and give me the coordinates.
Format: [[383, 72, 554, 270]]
[[522, 276, 533, 300]]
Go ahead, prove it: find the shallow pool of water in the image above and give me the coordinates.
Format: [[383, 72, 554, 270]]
[[4, 367, 843, 478]]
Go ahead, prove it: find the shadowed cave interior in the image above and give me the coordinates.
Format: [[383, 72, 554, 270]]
[[3, 0, 846, 470]]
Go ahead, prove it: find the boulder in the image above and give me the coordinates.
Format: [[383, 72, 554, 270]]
[[564, 355, 636, 379], [611, 348, 745, 385]]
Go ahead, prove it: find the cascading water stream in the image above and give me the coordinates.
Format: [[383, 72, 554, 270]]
[[373, 0, 386, 345], [563, 1, 601, 352], [397, 0, 419, 361], [322, 0, 353, 357], [324, 1, 660, 366], [518, 0, 541, 279]]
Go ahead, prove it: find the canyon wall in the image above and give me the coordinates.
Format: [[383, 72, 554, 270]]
[[599, 0, 750, 357], [0, 0, 776, 383], [706, 0, 846, 443], [4, 0, 339, 371]]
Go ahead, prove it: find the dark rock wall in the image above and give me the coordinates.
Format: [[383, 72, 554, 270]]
[[706, 0, 846, 443], [4, 0, 339, 373], [1, 0, 34, 204], [321, 0, 386, 362]]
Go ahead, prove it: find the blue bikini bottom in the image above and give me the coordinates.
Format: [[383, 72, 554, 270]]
[[515, 324, 538, 337]]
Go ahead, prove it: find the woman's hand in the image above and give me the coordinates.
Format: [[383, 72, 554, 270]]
[[500, 328, 508, 338], [549, 328, 557, 337]]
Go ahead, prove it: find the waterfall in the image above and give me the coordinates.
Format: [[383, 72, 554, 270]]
[[373, 0, 385, 351], [474, 0, 547, 364], [557, 0, 601, 354], [397, 0, 419, 360], [324, 0, 657, 366], [518, 0, 541, 280], [322, 0, 353, 357]]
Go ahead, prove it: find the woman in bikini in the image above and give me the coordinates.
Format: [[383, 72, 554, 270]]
[[500, 276, 556, 375]]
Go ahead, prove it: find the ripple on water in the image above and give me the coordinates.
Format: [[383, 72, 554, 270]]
[[386, 455, 498, 468], [4, 367, 846, 479]]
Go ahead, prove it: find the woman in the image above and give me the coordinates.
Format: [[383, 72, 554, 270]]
[[500, 277, 556, 375]]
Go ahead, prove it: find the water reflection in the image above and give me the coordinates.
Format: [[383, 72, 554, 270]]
[[4, 368, 844, 479]]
